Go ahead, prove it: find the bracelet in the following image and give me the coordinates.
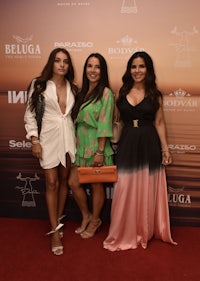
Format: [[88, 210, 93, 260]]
[[96, 149, 104, 154], [96, 152, 104, 156], [96, 149, 104, 156], [32, 140, 40, 145]]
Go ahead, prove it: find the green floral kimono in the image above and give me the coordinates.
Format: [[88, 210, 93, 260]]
[[74, 88, 114, 167]]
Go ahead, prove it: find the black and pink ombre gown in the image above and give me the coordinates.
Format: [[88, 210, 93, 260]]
[[103, 96, 177, 251]]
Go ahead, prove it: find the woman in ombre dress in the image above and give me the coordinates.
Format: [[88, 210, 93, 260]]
[[103, 51, 177, 251]]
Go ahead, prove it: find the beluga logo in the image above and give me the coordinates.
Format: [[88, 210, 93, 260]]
[[13, 35, 33, 44], [5, 35, 41, 59]]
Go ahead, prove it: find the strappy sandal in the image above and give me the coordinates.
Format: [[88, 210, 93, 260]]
[[75, 213, 92, 234], [46, 223, 64, 255], [80, 218, 102, 239]]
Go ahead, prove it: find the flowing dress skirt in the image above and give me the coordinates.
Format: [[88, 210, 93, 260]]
[[103, 167, 177, 251], [103, 97, 177, 251]]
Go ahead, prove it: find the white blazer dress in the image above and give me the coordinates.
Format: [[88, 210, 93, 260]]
[[24, 79, 76, 169]]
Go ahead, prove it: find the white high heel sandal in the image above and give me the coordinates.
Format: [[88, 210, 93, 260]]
[[46, 223, 64, 255]]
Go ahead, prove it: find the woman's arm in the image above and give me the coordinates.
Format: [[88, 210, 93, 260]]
[[93, 87, 114, 166], [113, 91, 120, 122], [154, 97, 172, 165], [24, 80, 39, 140], [24, 80, 42, 159]]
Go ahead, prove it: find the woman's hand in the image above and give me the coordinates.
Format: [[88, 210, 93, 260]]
[[32, 143, 42, 160], [93, 153, 104, 167], [162, 150, 172, 166]]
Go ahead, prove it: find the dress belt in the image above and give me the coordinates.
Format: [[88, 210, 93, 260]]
[[125, 119, 153, 128]]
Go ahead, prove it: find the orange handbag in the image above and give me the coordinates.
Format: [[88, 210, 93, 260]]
[[77, 165, 117, 184]]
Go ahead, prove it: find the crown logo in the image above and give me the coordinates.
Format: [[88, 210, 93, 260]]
[[121, 35, 133, 45], [169, 88, 191, 97], [117, 35, 137, 46]]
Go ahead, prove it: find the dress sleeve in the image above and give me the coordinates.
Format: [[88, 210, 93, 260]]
[[24, 80, 39, 140], [96, 88, 114, 138]]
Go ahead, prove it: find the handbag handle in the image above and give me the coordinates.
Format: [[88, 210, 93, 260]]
[[113, 106, 121, 123]]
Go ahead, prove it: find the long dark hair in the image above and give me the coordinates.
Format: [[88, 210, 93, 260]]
[[72, 53, 110, 120], [118, 51, 162, 105], [27, 48, 77, 112]]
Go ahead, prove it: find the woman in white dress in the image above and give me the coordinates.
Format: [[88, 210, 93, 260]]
[[24, 48, 77, 255]]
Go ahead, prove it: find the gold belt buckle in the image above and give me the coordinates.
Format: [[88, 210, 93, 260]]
[[133, 119, 139, 127]]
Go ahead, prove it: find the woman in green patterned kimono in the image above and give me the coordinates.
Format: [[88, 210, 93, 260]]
[[69, 53, 114, 238]]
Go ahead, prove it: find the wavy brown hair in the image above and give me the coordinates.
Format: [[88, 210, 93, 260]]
[[117, 51, 162, 109], [71, 53, 110, 120], [27, 48, 77, 111]]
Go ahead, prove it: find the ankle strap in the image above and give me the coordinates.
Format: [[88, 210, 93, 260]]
[[58, 214, 66, 223], [46, 223, 64, 235]]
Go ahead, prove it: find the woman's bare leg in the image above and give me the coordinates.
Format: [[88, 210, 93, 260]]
[[57, 154, 71, 219], [44, 167, 62, 254], [68, 166, 91, 233], [91, 183, 105, 219], [80, 183, 104, 238]]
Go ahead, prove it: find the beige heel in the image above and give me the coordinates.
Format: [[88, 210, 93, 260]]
[[80, 219, 102, 239], [75, 213, 92, 234]]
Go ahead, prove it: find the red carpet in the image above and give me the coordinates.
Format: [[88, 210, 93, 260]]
[[0, 218, 199, 281]]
